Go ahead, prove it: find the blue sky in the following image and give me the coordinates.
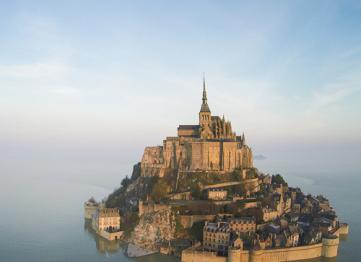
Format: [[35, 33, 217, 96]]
[[1, 1, 361, 176]]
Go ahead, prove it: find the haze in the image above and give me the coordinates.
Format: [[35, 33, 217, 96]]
[[1, 1, 361, 187]]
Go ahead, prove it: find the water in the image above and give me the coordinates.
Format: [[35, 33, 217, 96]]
[[284, 172, 359, 261], [0, 159, 359, 261]]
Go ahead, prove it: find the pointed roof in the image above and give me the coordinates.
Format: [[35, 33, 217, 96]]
[[202, 76, 207, 101], [200, 76, 211, 112]]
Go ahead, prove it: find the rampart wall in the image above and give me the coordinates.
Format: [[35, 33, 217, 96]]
[[179, 214, 217, 228], [138, 201, 170, 217], [181, 237, 339, 262], [182, 250, 226, 262]]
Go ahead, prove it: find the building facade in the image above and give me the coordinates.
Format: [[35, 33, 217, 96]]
[[140, 79, 253, 176], [92, 208, 121, 232], [228, 217, 256, 234], [203, 221, 231, 254], [207, 189, 228, 200]]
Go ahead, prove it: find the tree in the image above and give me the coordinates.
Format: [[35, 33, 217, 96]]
[[121, 176, 131, 188], [189, 221, 205, 241], [231, 169, 242, 181], [190, 183, 202, 199], [272, 174, 288, 186]]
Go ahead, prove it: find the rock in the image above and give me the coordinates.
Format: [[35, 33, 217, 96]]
[[125, 243, 157, 258]]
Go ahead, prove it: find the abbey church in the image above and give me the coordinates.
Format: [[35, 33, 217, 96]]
[[141, 79, 253, 177]]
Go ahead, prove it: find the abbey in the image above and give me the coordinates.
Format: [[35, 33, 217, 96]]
[[141, 79, 253, 176]]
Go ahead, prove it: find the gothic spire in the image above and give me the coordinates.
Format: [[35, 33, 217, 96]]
[[202, 75, 207, 103], [200, 75, 210, 113]]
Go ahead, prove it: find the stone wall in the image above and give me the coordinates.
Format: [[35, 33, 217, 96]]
[[181, 238, 340, 262], [202, 178, 260, 194], [84, 205, 98, 219], [99, 230, 123, 241], [249, 244, 323, 262], [179, 214, 217, 228], [141, 138, 253, 176], [138, 201, 170, 217], [182, 249, 226, 262], [189, 141, 253, 172], [321, 237, 339, 258], [338, 223, 349, 235], [169, 191, 192, 200]]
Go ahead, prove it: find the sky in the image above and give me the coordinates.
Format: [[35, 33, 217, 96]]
[[1, 0, 361, 182]]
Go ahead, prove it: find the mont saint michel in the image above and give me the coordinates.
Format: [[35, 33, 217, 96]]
[[84, 80, 349, 262], [3, 2, 361, 262]]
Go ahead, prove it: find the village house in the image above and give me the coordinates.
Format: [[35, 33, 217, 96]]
[[228, 217, 256, 234], [203, 221, 231, 254], [261, 207, 279, 222], [284, 224, 300, 247], [92, 208, 123, 240]]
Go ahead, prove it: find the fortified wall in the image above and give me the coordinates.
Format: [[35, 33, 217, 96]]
[[179, 214, 217, 229], [138, 200, 170, 217], [181, 237, 339, 262], [202, 178, 261, 196]]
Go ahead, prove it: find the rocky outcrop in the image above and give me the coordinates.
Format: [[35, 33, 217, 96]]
[[125, 243, 157, 257], [131, 206, 176, 251]]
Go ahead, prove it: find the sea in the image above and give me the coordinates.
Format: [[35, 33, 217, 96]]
[[0, 156, 359, 262]]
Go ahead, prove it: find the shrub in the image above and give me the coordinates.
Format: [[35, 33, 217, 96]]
[[151, 179, 169, 202]]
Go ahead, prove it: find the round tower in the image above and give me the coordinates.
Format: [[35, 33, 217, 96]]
[[322, 236, 339, 258], [227, 247, 241, 262]]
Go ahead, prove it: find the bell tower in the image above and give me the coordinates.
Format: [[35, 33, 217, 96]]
[[199, 77, 212, 138]]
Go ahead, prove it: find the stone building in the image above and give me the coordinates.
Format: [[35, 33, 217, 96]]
[[228, 217, 256, 234], [284, 224, 300, 247], [207, 188, 228, 200], [140, 78, 253, 177], [261, 207, 279, 222], [84, 197, 99, 219], [92, 208, 121, 232], [203, 221, 231, 254]]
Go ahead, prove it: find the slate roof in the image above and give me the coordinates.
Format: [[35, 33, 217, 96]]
[[178, 125, 200, 130], [200, 102, 210, 112]]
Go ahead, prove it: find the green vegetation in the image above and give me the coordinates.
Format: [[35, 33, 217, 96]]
[[151, 178, 170, 202], [189, 221, 205, 241], [175, 216, 187, 237], [177, 170, 242, 192], [106, 163, 158, 210], [190, 183, 202, 199], [231, 169, 243, 181], [272, 174, 288, 186], [121, 211, 140, 237]]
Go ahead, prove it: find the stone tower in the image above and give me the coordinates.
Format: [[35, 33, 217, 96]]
[[199, 77, 213, 139]]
